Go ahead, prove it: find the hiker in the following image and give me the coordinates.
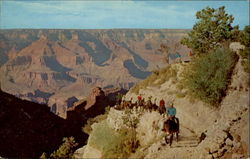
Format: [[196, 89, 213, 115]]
[[152, 98, 158, 111], [137, 94, 142, 107], [128, 97, 134, 109], [166, 102, 179, 132], [139, 97, 145, 110], [146, 96, 153, 111], [116, 93, 123, 105], [189, 51, 193, 56], [158, 98, 166, 115]]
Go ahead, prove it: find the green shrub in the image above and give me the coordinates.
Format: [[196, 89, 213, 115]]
[[238, 25, 250, 75], [176, 92, 186, 98], [89, 121, 122, 156], [82, 114, 107, 135], [82, 106, 110, 135], [50, 137, 78, 159], [239, 47, 250, 74], [88, 121, 139, 159], [182, 47, 238, 106], [239, 47, 250, 87], [122, 108, 140, 129], [239, 26, 250, 48]]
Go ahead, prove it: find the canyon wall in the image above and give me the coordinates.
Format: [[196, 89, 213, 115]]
[[0, 29, 190, 117]]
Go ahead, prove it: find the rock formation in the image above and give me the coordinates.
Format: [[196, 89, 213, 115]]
[[67, 87, 113, 120], [0, 29, 190, 117]]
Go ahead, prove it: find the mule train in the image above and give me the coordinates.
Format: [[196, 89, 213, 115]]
[[114, 97, 180, 146]]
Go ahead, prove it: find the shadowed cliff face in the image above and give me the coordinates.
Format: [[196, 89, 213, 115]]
[[0, 90, 87, 158], [0, 29, 190, 117], [0, 86, 124, 158], [123, 59, 151, 79]]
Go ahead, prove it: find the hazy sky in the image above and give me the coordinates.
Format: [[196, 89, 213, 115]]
[[0, 0, 249, 29]]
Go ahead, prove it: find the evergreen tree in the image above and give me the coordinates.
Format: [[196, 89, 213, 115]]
[[50, 137, 78, 159], [181, 6, 239, 56]]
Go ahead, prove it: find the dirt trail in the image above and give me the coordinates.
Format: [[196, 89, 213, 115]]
[[143, 125, 200, 159], [169, 125, 199, 148]]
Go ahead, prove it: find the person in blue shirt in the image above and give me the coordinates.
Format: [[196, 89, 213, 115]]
[[167, 106, 176, 117], [167, 102, 179, 132], [167, 102, 176, 118]]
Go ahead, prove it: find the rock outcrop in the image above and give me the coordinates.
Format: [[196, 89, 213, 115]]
[[66, 87, 110, 121]]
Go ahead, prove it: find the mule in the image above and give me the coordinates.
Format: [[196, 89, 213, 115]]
[[162, 118, 179, 146], [158, 105, 166, 115], [145, 100, 153, 112]]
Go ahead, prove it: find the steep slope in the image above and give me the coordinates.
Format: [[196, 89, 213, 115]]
[[141, 61, 249, 159], [75, 44, 249, 158], [125, 46, 249, 158], [0, 89, 87, 158]]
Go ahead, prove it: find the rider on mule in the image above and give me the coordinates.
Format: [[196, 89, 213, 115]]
[[137, 94, 143, 107], [116, 93, 123, 105], [166, 102, 179, 132], [146, 96, 153, 111], [158, 99, 166, 115]]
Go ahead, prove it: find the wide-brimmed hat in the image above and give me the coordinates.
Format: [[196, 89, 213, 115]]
[[167, 101, 173, 106]]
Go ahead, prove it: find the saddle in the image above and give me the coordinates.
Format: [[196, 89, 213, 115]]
[[164, 118, 179, 132]]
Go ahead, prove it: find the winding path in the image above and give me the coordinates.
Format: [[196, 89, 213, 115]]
[[145, 125, 200, 159]]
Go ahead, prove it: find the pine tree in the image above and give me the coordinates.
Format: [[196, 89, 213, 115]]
[[181, 6, 239, 56], [50, 137, 78, 159]]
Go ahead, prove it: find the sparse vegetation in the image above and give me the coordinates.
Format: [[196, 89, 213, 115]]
[[158, 44, 170, 64], [39, 152, 47, 159], [82, 114, 108, 135], [182, 47, 238, 106], [86, 108, 140, 158], [82, 106, 110, 135], [122, 108, 140, 129], [39, 137, 79, 159], [238, 26, 250, 75], [89, 120, 139, 159], [50, 137, 78, 159], [131, 66, 177, 94], [240, 47, 250, 74], [176, 92, 186, 98], [239, 26, 250, 48]]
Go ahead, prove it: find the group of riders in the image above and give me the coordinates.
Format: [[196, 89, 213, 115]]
[[115, 93, 180, 134]]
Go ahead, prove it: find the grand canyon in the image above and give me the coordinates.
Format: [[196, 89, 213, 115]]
[[0, 29, 190, 118], [1, 2, 249, 158]]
